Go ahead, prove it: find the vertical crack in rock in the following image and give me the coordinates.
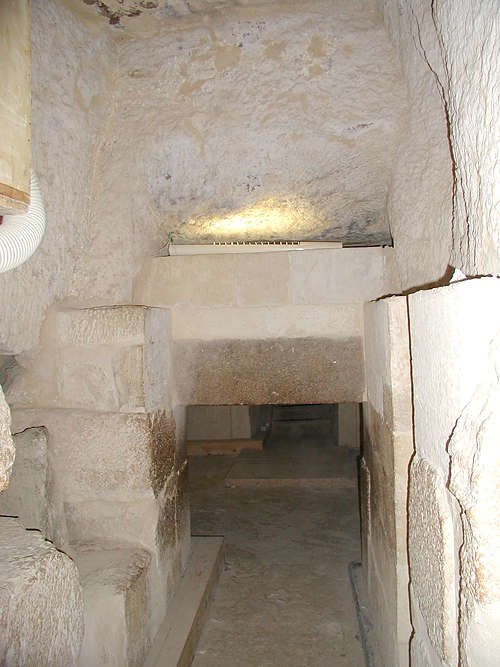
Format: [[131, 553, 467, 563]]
[[409, 3, 459, 265], [446, 334, 500, 665]]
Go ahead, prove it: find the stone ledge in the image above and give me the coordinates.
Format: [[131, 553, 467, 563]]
[[144, 536, 224, 667]]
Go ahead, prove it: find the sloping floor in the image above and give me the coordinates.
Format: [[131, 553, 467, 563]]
[[189, 428, 365, 666]]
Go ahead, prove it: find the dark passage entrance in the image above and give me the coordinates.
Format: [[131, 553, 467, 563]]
[[188, 404, 364, 666]]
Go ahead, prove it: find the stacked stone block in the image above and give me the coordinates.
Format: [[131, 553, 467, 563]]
[[7, 305, 189, 666]]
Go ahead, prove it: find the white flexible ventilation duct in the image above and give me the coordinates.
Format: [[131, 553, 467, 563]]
[[0, 171, 45, 273]]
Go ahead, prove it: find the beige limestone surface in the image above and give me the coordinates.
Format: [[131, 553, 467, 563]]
[[89, 1, 405, 248], [408, 278, 500, 665], [133, 248, 398, 353], [408, 455, 458, 666], [446, 334, 500, 666], [362, 296, 412, 666], [173, 336, 364, 406], [134, 248, 396, 309], [0, 516, 83, 666], [0, 427, 48, 533], [377, 0, 500, 287], [189, 432, 365, 666], [7, 306, 173, 413], [0, 384, 15, 493], [6, 304, 190, 667], [0, 0, 114, 354]]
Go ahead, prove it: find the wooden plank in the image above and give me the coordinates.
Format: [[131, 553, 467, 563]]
[[0, 0, 31, 214], [187, 438, 263, 456]]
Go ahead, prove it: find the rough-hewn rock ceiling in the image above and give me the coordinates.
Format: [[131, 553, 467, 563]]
[[76, 0, 406, 245], [81, 0, 281, 24]]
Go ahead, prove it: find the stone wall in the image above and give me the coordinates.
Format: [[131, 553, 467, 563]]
[[7, 306, 189, 664], [377, 0, 500, 288], [134, 248, 399, 405], [0, 0, 114, 354], [408, 278, 500, 665], [362, 296, 413, 666]]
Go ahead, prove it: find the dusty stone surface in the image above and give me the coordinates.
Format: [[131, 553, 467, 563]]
[[7, 306, 172, 413], [9, 407, 189, 667], [1, 0, 406, 356], [447, 334, 500, 666], [362, 296, 413, 667], [408, 454, 458, 665], [408, 278, 500, 665], [409, 279, 500, 475], [0, 516, 83, 666], [377, 0, 500, 288], [173, 337, 364, 405], [134, 248, 397, 350], [0, 427, 48, 533], [76, 546, 152, 667], [135, 245, 396, 309], [89, 1, 405, 252], [189, 431, 364, 666], [10, 408, 178, 550], [0, 0, 114, 354], [0, 384, 14, 493]]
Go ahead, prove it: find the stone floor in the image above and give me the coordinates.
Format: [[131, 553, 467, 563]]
[[189, 429, 365, 666]]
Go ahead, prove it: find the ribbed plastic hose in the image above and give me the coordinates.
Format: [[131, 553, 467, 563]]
[[0, 171, 46, 273]]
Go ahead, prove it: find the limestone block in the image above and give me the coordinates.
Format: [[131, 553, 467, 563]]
[[173, 336, 364, 405], [0, 427, 48, 532], [135, 249, 394, 312], [362, 296, 413, 667], [77, 546, 151, 667], [359, 455, 370, 565], [447, 335, 500, 666], [0, 384, 14, 493], [11, 409, 179, 552], [235, 252, 289, 306], [0, 516, 83, 666], [12, 409, 177, 496], [64, 496, 159, 552], [170, 303, 363, 342], [289, 248, 389, 304], [431, 0, 500, 276], [8, 306, 172, 414], [47, 306, 148, 347], [408, 455, 458, 664], [134, 256, 236, 307]]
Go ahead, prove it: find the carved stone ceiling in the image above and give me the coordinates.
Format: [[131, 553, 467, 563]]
[[75, 0, 405, 245]]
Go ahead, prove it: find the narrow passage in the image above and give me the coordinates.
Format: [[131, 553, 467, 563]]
[[189, 426, 365, 666]]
